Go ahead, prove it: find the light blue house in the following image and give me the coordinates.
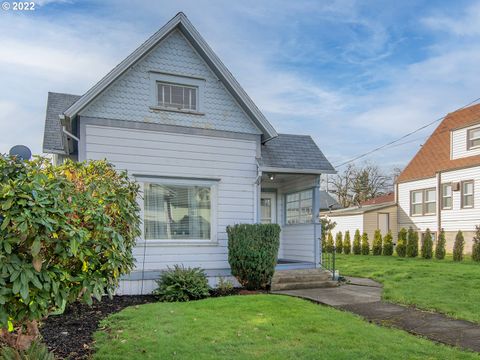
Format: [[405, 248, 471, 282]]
[[42, 12, 335, 294]]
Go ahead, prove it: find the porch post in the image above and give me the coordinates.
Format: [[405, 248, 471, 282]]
[[313, 175, 321, 268]]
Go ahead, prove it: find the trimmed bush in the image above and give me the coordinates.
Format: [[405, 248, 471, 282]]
[[353, 229, 362, 255], [343, 231, 352, 255], [435, 229, 446, 260], [215, 277, 235, 296], [472, 226, 480, 262], [372, 229, 383, 255], [396, 228, 407, 257], [154, 265, 210, 302], [453, 230, 464, 262], [325, 232, 335, 253], [421, 229, 433, 259], [406, 227, 419, 258], [335, 232, 343, 254], [383, 230, 394, 256], [361, 232, 370, 255], [227, 223, 281, 290]]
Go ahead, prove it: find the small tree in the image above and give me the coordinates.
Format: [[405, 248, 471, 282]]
[[396, 228, 407, 257], [325, 232, 335, 253], [453, 230, 464, 262], [335, 232, 343, 254], [320, 217, 336, 253], [421, 228, 433, 259], [353, 229, 361, 255], [343, 231, 352, 255], [372, 229, 382, 255], [383, 230, 394, 256], [435, 229, 446, 260], [406, 227, 419, 257], [361, 232, 370, 255], [472, 226, 480, 262]]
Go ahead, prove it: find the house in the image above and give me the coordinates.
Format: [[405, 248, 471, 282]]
[[326, 193, 397, 242], [42, 13, 335, 294], [396, 104, 480, 252]]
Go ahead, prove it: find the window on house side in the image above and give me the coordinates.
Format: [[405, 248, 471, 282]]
[[410, 188, 436, 216], [461, 181, 474, 208], [424, 189, 436, 215], [411, 190, 423, 215], [286, 190, 313, 225], [144, 182, 211, 240], [157, 82, 197, 111], [441, 183, 452, 210], [467, 127, 480, 150]]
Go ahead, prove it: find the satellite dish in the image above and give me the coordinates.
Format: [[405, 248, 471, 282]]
[[9, 145, 32, 160]]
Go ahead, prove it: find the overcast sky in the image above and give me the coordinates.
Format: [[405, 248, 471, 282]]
[[1, 0, 480, 171]]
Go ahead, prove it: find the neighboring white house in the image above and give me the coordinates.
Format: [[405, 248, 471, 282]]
[[396, 104, 480, 252], [42, 13, 335, 294]]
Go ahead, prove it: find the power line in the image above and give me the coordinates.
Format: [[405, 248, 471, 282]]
[[334, 96, 480, 168]]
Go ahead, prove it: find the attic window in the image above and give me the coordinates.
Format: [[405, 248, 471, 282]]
[[157, 82, 197, 111], [467, 127, 480, 150]]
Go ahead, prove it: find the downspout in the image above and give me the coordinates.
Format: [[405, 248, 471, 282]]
[[437, 171, 442, 237], [313, 175, 321, 268], [254, 159, 262, 223]]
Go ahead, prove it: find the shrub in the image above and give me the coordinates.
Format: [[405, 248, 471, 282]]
[[435, 229, 446, 260], [335, 232, 343, 254], [421, 229, 433, 259], [453, 230, 464, 262], [0, 157, 140, 349], [372, 229, 382, 255], [361, 232, 370, 255], [353, 230, 361, 255], [383, 230, 394, 256], [227, 223, 280, 290], [325, 232, 335, 253], [154, 265, 210, 302], [406, 227, 419, 257], [0, 340, 54, 360], [343, 231, 351, 255], [215, 277, 235, 296], [396, 228, 407, 257], [472, 226, 480, 262]]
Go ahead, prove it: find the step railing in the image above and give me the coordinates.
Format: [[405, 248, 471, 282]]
[[321, 245, 337, 280]]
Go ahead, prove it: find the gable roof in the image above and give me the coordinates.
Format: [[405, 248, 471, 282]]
[[397, 103, 480, 183], [260, 134, 336, 174], [319, 191, 341, 210], [43, 92, 81, 153], [62, 12, 277, 143]]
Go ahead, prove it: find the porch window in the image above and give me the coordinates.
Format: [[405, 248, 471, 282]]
[[143, 181, 212, 240], [286, 189, 313, 225], [157, 82, 197, 111], [461, 180, 474, 208], [441, 183, 452, 210]]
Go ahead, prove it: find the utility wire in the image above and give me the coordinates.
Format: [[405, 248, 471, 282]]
[[334, 96, 480, 168]]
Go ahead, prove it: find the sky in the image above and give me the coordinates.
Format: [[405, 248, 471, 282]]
[[1, 0, 480, 172]]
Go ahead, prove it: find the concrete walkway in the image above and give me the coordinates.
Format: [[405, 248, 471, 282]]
[[273, 276, 480, 353]]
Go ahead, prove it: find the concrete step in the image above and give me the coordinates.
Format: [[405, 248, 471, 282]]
[[272, 274, 333, 284], [271, 280, 338, 291]]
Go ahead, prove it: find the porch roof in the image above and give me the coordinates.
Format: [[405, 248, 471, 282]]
[[260, 134, 336, 174]]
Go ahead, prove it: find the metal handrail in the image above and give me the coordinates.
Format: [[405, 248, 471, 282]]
[[321, 244, 336, 280]]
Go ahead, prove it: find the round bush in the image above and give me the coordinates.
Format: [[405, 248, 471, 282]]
[[154, 265, 210, 302]]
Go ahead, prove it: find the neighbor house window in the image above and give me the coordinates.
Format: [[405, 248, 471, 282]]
[[410, 188, 436, 216], [286, 189, 313, 225], [441, 183, 452, 210], [157, 82, 197, 111], [143, 181, 212, 240], [461, 180, 474, 208], [467, 127, 480, 149]]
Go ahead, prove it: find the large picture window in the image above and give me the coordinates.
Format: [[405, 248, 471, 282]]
[[410, 188, 436, 216], [286, 189, 313, 225], [143, 181, 213, 241]]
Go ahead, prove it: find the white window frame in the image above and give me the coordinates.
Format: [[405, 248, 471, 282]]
[[461, 180, 474, 209], [285, 189, 313, 225], [410, 188, 436, 216], [149, 72, 205, 114], [411, 190, 423, 216], [467, 127, 480, 150], [136, 176, 218, 245], [441, 183, 452, 210]]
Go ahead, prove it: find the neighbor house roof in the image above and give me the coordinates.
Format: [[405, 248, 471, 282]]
[[260, 134, 336, 174], [61, 12, 277, 144], [397, 104, 480, 183], [360, 192, 394, 206], [327, 201, 396, 216], [43, 92, 81, 153]]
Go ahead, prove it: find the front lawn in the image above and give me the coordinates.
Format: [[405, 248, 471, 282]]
[[93, 295, 479, 359], [337, 255, 480, 323]]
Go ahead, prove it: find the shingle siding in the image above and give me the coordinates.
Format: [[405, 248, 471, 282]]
[[79, 30, 261, 135]]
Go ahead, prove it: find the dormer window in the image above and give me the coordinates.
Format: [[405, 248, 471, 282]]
[[157, 82, 197, 111], [467, 127, 480, 150]]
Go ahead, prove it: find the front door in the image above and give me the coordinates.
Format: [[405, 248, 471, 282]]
[[260, 192, 277, 224]]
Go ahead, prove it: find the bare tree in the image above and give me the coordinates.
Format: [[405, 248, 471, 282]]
[[327, 164, 356, 208]]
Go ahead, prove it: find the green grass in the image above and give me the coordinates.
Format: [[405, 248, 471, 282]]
[[93, 295, 479, 360], [337, 254, 480, 322]]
